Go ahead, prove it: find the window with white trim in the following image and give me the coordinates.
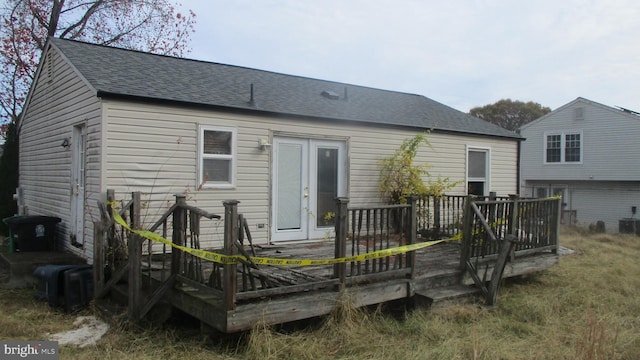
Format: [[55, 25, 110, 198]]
[[198, 126, 236, 189], [544, 131, 582, 164], [467, 147, 490, 196]]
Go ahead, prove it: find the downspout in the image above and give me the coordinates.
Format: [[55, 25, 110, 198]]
[[516, 140, 522, 196]]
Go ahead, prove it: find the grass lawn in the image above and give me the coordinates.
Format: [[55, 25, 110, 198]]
[[1, 228, 639, 359]]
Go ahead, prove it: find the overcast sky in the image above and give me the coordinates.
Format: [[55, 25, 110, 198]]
[[178, 0, 639, 113]]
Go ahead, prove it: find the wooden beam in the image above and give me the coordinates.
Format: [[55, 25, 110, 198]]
[[93, 220, 105, 298], [226, 279, 411, 333], [223, 200, 239, 311], [459, 196, 474, 270], [95, 260, 129, 299], [172, 195, 186, 276], [486, 235, 516, 306], [407, 196, 418, 279], [128, 192, 142, 321], [334, 198, 349, 289], [138, 275, 176, 319]]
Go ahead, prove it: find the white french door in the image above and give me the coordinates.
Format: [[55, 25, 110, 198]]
[[271, 137, 347, 242]]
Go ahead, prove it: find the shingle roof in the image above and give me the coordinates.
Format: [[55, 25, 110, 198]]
[[50, 38, 520, 139]]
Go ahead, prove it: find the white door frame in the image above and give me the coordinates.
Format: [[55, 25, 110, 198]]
[[70, 124, 86, 246], [271, 136, 347, 242]]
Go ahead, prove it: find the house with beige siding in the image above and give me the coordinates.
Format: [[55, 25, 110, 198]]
[[19, 38, 521, 261], [520, 97, 640, 233]]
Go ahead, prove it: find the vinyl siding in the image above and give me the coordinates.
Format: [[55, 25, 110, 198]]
[[521, 99, 640, 182], [19, 47, 102, 259], [103, 100, 518, 248], [520, 98, 640, 233], [523, 180, 640, 233]]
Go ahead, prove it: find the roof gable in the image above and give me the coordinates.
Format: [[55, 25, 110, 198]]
[[48, 38, 519, 139], [520, 97, 640, 130]]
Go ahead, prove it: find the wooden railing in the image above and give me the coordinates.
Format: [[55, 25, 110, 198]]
[[96, 191, 561, 319], [459, 195, 561, 304], [232, 197, 417, 301], [94, 191, 222, 319], [343, 198, 416, 279]]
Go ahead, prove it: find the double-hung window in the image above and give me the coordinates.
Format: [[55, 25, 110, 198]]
[[198, 126, 236, 189], [467, 147, 490, 196], [544, 131, 582, 164]]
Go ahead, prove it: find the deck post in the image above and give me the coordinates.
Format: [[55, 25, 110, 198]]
[[407, 196, 418, 279], [433, 196, 441, 239], [488, 192, 497, 233], [223, 200, 240, 311], [106, 189, 116, 259], [172, 195, 187, 277], [459, 195, 475, 270], [93, 220, 105, 297], [552, 197, 562, 253], [128, 191, 142, 321], [507, 194, 518, 235], [334, 197, 349, 289]]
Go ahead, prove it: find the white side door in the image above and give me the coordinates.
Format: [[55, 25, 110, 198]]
[[70, 124, 86, 246]]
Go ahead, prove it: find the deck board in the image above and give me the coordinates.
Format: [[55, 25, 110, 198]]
[[144, 239, 557, 333]]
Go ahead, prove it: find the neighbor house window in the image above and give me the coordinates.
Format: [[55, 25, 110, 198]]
[[467, 147, 490, 196], [198, 126, 236, 189], [544, 131, 582, 164]]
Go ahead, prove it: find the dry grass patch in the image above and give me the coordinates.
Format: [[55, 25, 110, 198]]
[[1, 227, 640, 359]]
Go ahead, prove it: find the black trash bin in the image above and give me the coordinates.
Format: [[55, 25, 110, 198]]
[[3, 215, 61, 252], [33, 264, 93, 312]]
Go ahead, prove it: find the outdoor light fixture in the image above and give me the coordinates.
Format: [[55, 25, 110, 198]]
[[60, 137, 70, 148], [259, 138, 271, 150]]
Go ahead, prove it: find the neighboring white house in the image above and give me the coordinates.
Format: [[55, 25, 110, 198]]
[[520, 97, 640, 233], [19, 38, 521, 261]]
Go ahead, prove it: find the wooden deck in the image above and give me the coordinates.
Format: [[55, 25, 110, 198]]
[[95, 192, 562, 333], [145, 239, 557, 333]]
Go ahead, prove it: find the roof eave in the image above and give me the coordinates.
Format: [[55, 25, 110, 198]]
[[96, 91, 523, 140]]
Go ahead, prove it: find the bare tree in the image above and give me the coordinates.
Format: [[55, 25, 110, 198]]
[[0, 0, 196, 124]]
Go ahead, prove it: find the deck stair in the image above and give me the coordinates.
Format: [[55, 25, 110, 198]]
[[416, 284, 481, 307]]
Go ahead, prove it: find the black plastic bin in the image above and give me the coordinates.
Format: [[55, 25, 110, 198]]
[[33, 264, 93, 312], [3, 215, 61, 252]]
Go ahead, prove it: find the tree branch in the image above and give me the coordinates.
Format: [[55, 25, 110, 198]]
[[59, 0, 104, 39]]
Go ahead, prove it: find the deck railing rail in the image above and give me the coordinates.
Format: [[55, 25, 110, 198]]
[[95, 190, 560, 321]]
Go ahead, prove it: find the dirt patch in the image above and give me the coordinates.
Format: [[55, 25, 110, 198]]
[[47, 316, 109, 347]]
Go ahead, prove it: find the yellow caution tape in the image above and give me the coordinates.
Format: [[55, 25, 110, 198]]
[[109, 203, 453, 266], [109, 197, 556, 266]]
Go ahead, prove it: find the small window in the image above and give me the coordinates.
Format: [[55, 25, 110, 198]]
[[199, 126, 236, 189], [545, 131, 582, 164], [535, 187, 547, 198], [467, 148, 490, 196], [574, 107, 585, 121]]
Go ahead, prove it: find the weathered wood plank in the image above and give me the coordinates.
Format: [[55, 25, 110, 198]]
[[93, 220, 105, 298], [138, 275, 176, 319], [486, 235, 516, 306], [462, 253, 559, 285], [226, 279, 410, 333], [236, 279, 340, 301], [128, 191, 142, 321]]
